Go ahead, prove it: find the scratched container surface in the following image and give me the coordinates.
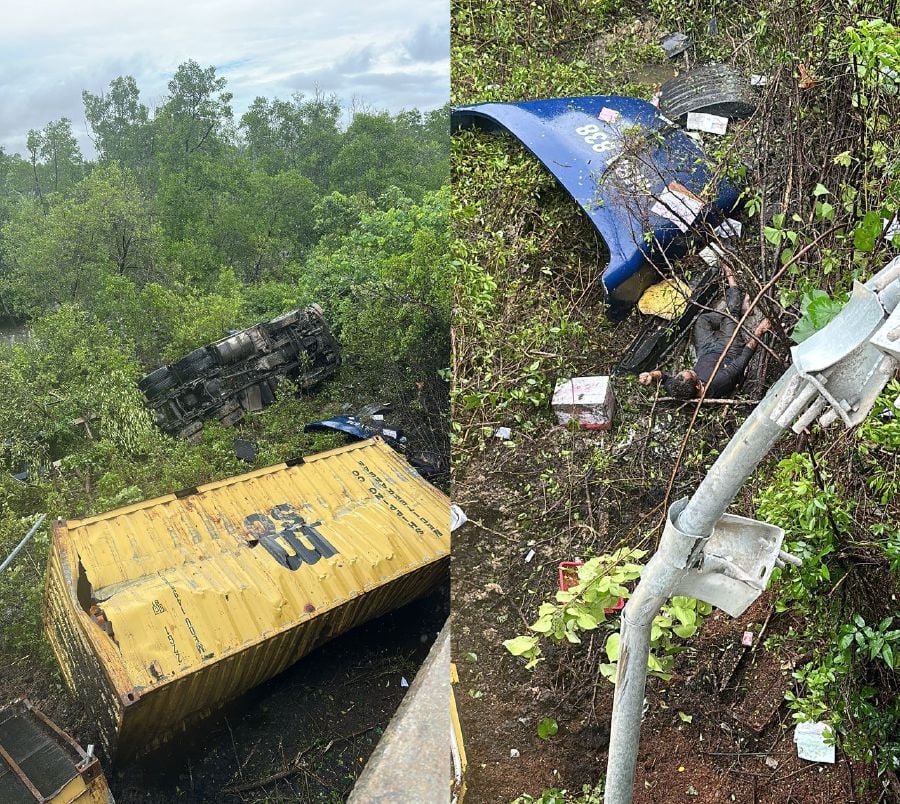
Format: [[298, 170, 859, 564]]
[[0, 698, 114, 803], [43, 438, 449, 761]]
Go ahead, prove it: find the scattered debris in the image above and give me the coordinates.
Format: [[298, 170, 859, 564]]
[[700, 244, 723, 267], [552, 376, 616, 430], [659, 64, 757, 124], [715, 218, 744, 239], [794, 721, 835, 763], [660, 32, 691, 59], [524, 549, 536, 563], [233, 438, 257, 463], [765, 755, 779, 769], [400, 676, 409, 688], [494, 426, 512, 440], [637, 278, 692, 320], [510, 748, 520, 758], [750, 74, 770, 87], [597, 106, 621, 123], [451, 96, 741, 315], [650, 182, 705, 232], [741, 630, 754, 647], [617, 265, 721, 375], [451, 504, 469, 531], [686, 112, 729, 135]]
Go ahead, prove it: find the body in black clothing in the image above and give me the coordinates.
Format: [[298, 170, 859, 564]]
[[689, 285, 756, 397], [640, 283, 768, 399]]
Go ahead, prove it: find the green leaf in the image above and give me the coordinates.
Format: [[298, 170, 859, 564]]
[[605, 632, 620, 662], [854, 211, 883, 251], [537, 717, 559, 740], [678, 711, 693, 723], [813, 183, 830, 197], [504, 636, 538, 656]]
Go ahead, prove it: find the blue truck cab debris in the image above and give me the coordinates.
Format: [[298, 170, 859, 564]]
[[451, 96, 741, 317]]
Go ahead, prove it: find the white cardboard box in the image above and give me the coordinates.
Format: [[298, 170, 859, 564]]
[[552, 376, 616, 430]]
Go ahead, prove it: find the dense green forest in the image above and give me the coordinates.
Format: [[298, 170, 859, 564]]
[[0, 60, 450, 657]]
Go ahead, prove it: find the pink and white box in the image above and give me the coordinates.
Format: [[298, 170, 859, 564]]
[[552, 376, 616, 430]]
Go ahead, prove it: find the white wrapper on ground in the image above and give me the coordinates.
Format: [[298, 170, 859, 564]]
[[794, 721, 835, 763], [450, 504, 468, 532], [715, 218, 743, 239], [686, 112, 729, 135]]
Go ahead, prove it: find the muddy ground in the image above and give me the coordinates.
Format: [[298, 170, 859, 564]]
[[453, 449, 883, 803], [1, 587, 448, 803], [451, 311, 885, 802]]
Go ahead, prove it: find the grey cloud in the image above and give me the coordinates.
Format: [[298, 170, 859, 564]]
[[0, 1, 448, 157], [402, 23, 449, 63]]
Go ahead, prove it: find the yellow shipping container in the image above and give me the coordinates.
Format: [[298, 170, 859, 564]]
[[0, 698, 114, 803], [44, 438, 449, 760]]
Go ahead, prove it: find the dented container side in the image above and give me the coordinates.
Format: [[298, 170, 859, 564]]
[[45, 439, 450, 760], [114, 559, 447, 757], [43, 541, 126, 759]]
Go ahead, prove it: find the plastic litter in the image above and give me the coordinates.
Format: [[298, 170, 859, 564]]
[[494, 426, 512, 440], [524, 549, 536, 563], [660, 32, 691, 59], [715, 218, 743, 239], [400, 677, 409, 688], [794, 721, 835, 763], [451, 504, 468, 532], [686, 112, 729, 135], [638, 279, 692, 320]]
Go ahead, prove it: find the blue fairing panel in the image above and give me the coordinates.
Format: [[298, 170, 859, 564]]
[[304, 416, 373, 440], [452, 97, 741, 307]]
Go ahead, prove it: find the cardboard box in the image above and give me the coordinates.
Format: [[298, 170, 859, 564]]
[[552, 377, 616, 430]]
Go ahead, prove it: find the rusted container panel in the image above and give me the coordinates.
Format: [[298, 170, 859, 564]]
[[43, 438, 449, 760], [0, 698, 114, 804]]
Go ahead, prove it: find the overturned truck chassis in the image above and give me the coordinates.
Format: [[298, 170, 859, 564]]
[[139, 305, 340, 439]]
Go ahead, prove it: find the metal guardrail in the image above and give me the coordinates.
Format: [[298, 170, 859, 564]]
[[349, 621, 451, 804]]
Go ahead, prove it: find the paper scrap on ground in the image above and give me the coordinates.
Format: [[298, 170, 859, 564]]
[[751, 74, 770, 86], [700, 245, 723, 267], [794, 721, 835, 763], [715, 218, 743, 239], [598, 107, 621, 123], [524, 549, 536, 563], [741, 630, 754, 647], [651, 184, 705, 232], [686, 112, 729, 135], [451, 504, 468, 532], [494, 426, 512, 440]]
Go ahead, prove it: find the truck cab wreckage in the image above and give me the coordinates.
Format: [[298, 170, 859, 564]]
[[138, 305, 340, 439]]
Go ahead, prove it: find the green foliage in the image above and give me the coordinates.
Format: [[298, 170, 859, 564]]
[[537, 717, 558, 740], [513, 780, 605, 804], [504, 548, 712, 682], [791, 289, 846, 344]]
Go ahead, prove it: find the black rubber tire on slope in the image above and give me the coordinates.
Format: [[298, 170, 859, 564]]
[[659, 64, 757, 125]]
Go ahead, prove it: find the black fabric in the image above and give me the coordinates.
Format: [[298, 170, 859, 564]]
[[661, 286, 754, 398], [692, 286, 754, 396]]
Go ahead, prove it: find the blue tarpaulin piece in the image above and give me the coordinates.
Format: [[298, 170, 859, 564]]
[[452, 96, 741, 313]]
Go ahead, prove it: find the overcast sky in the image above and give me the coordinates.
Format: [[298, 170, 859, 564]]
[[0, 0, 449, 158]]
